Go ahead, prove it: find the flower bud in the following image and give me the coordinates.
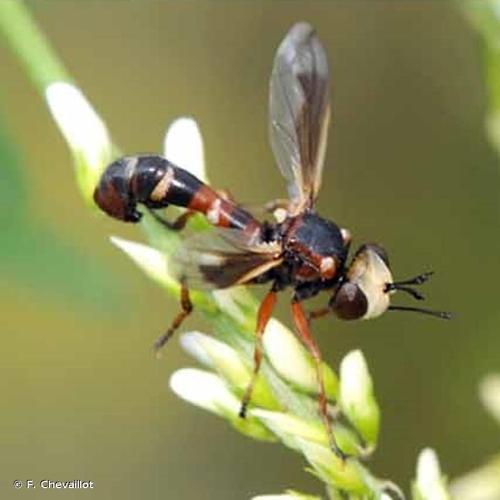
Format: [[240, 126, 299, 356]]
[[251, 409, 326, 447], [263, 319, 338, 398], [413, 448, 450, 500], [45, 81, 112, 202], [170, 368, 238, 414], [339, 350, 379, 445], [251, 409, 361, 456], [479, 373, 500, 424], [180, 331, 278, 409], [169, 368, 274, 441], [164, 117, 207, 183], [450, 455, 500, 500], [294, 438, 368, 493]]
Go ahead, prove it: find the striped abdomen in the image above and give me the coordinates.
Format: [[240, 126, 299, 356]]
[[93, 155, 260, 233]]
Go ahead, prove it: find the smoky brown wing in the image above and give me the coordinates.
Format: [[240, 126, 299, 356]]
[[172, 229, 282, 290], [269, 22, 331, 213]]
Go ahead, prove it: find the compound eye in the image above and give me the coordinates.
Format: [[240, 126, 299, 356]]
[[331, 282, 368, 320]]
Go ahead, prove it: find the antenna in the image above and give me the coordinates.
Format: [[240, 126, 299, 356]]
[[386, 271, 451, 319], [385, 271, 435, 300], [388, 305, 452, 320]]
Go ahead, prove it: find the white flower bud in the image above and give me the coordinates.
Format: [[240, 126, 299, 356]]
[[414, 448, 450, 500], [251, 409, 361, 457], [45, 82, 112, 201], [294, 438, 367, 493], [251, 409, 327, 447], [169, 368, 275, 441], [170, 368, 240, 416], [180, 331, 249, 385], [110, 236, 177, 290], [479, 373, 500, 424], [180, 331, 278, 409], [164, 117, 207, 182], [339, 350, 379, 445], [450, 455, 500, 500], [263, 319, 337, 398]]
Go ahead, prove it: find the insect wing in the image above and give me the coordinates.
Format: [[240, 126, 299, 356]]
[[269, 22, 331, 213], [173, 229, 282, 289]]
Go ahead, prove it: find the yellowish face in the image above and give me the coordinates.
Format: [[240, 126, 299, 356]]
[[345, 246, 394, 320]]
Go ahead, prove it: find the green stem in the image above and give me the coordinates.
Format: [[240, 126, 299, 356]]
[[0, 0, 70, 91]]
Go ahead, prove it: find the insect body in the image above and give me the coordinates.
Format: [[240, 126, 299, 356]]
[[93, 154, 259, 232], [94, 22, 450, 459]]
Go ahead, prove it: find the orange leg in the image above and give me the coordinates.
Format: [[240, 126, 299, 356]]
[[308, 305, 334, 321], [239, 288, 278, 418], [291, 300, 346, 460], [153, 280, 193, 354]]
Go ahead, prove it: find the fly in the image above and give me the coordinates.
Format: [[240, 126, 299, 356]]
[[93, 22, 451, 459]]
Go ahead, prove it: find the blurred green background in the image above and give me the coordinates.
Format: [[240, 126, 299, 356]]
[[1, 1, 498, 499]]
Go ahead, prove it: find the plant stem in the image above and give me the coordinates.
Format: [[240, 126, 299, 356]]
[[0, 0, 70, 90]]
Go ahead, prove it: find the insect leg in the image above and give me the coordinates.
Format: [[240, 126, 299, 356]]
[[291, 298, 347, 461], [239, 284, 279, 418], [307, 305, 334, 321], [153, 279, 193, 354], [293, 281, 334, 322], [147, 208, 195, 232]]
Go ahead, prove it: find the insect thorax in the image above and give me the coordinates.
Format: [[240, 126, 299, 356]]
[[282, 212, 347, 281]]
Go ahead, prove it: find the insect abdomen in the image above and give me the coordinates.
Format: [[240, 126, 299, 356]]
[[94, 155, 259, 232]]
